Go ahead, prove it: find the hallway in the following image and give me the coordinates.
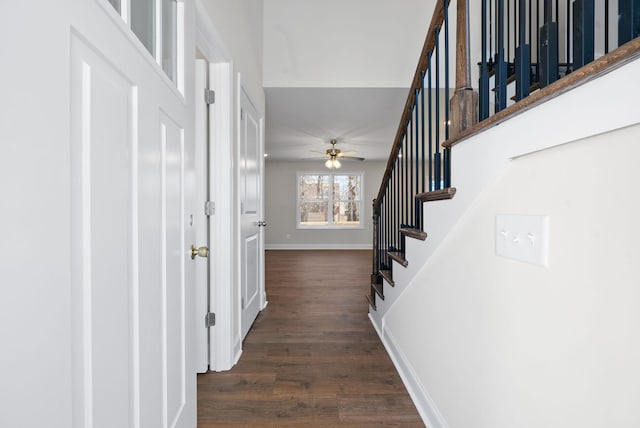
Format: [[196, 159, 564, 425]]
[[197, 250, 423, 426]]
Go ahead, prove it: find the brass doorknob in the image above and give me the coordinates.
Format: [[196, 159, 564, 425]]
[[191, 245, 209, 260]]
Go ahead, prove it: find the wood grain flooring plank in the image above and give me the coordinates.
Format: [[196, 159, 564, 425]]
[[197, 250, 423, 426]]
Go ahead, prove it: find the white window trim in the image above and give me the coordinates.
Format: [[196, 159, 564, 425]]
[[101, 0, 185, 96], [296, 171, 365, 230]]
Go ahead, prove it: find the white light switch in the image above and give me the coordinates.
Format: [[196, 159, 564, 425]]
[[495, 214, 549, 266]]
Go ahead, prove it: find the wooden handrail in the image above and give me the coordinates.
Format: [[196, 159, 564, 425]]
[[374, 0, 451, 207]]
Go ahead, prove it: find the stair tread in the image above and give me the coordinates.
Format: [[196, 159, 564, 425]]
[[416, 187, 456, 202], [387, 251, 408, 267], [400, 227, 428, 241], [371, 281, 385, 300], [379, 269, 395, 286], [366, 294, 377, 310]]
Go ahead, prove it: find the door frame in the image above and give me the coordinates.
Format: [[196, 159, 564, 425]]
[[195, 0, 239, 371]]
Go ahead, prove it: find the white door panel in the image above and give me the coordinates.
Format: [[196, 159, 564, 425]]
[[70, 34, 138, 428], [68, 1, 195, 427], [240, 89, 264, 340], [160, 116, 188, 427]]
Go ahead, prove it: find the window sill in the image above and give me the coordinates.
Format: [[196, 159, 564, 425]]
[[296, 224, 365, 230]]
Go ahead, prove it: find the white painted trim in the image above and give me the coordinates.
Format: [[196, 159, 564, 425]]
[[265, 243, 371, 250], [207, 61, 235, 372], [368, 316, 449, 428], [233, 72, 243, 365], [193, 59, 209, 374], [194, 2, 236, 372], [258, 115, 268, 312]]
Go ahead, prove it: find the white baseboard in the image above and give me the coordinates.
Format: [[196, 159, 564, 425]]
[[265, 243, 371, 250], [368, 315, 449, 428]]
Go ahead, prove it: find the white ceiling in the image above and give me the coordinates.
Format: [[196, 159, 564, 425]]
[[262, 1, 434, 163], [264, 87, 409, 161]]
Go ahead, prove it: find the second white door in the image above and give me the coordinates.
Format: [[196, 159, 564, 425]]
[[239, 88, 265, 340]]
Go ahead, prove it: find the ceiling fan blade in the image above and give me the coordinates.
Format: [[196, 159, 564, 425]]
[[339, 156, 365, 161], [337, 150, 357, 156]]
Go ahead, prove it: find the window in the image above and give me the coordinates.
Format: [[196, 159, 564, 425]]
[[297, 172, 363, 228], [107, 0, 181, 88]]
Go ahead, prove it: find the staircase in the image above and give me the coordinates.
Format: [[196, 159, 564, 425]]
[[367, 1, 640, 425]]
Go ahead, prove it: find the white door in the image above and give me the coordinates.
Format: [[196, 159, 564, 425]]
[[69, 1, 195, 427], [239, 89, 265, 340]]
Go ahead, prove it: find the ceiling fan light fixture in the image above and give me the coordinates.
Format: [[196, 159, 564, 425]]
[[325, 157, 341, 169]]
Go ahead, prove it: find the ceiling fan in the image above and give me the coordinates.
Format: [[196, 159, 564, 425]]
[[318, 139, 365, 169]]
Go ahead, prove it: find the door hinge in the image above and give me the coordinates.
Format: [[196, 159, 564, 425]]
[[205, 312, 216, 328], [241, 298, 245, 310], [205, 200, 215, 216], [204, 89, 215, 105]]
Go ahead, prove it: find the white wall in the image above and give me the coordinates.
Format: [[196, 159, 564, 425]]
[[263, 0, 435, 87], [201, 0, 265, 111], [265, 160, 385, 248], [0, 2, 73, 427], [384, 122, 640, 427]]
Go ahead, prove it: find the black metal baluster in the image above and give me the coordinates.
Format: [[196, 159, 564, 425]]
[[496, 0, 508, 112], [398, 139, 402, 233], [379, 196, 384, 271], [619, 0, 640, 45], [480, 0, 490, 120], [443, 147, 451, 188], [421, 71, 426, 196], [507, 0, 511, 59], [604, 0, 609, 53], [405, 131, 409, 228], [490, 0, 494, 60], [445, 7, 450, 142], [393, 160, 398, 252], [444, 5, 451, 188], [539, 0, 559, 87], [386, 186, 390, 267], [409, 116, 414, 228], [428, 53, 433, 192], [573, 0, 594, 69], [536, 0, 540, 82], [435, 28, 441, 190], [414, 90, 420, 228], [516, 0, 531, 100], [566, 0, 571, 71]]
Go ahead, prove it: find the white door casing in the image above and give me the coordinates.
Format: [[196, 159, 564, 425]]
[[69, 1, 196, 427], [194, 56, 237, 372], [195, 1, 238, 371], [194, 59, 210, 373], [239, 86, 265, 340]]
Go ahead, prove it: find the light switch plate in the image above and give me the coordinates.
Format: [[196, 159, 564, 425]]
[[495, 214, 549, 266]]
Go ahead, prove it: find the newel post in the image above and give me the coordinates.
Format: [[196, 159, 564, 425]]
[[450, 0, 478, 137]]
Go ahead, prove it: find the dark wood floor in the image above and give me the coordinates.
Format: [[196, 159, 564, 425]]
[[197, 250, 423, 427]]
